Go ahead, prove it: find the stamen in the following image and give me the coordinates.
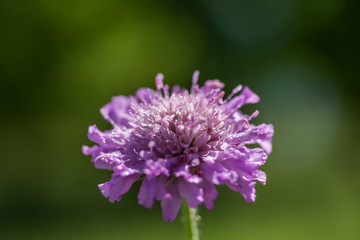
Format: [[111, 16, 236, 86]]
[[192, 70, 200, 93], [209, 91, 225, 104], [155, 73, 164, 91], [226, 84, 243, 100], [163, 84, 169, 98], [205, 80, 224, 89], [248, 110, 259, 121], [192, 70, 200, 86]]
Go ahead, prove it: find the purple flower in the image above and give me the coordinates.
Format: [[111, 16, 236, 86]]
[[83, 71, 273, 222]]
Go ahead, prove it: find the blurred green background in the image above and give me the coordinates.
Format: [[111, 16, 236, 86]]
[[1, 0, 359, 239]]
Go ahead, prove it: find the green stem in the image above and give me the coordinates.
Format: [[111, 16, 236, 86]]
[[182, 200, 200, 240]]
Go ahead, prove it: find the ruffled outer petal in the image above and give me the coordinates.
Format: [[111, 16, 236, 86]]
[[99, 173, 140, 203], [227, 180, 257, 203], [138, 177, 157, 208], [226, 123, 274, 156], [240, 86, 260, 105], [225, 86, 260, 113], [100, 96, 137, 127], [98, 164, 140, 202], [87, 125, 126, 147], [201, 180, 218, 210], [93, 151, 124, 170], [82, 145, 110, 170], [226, 127, 260, 145], [254, 123, 274, 154], [201, 151, 237, 185], [161, 181, 182, 222], [200, 146, 267, 203], [137, 174, 170, 209], [177, 178, 204, 208], [222, 146, 267, 184], [201, 159, 236, 185]]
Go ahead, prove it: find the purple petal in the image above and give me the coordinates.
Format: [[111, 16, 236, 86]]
[[100, 96, 135, 127], [255, 123, 274, 154], [87, 125, 124, 147], [201, 154, 237, 185], [93, 151, 123, 170], [225, 86, 260, 112], [138, 177, 157, 208], [82, 144, 102, 158], [221, 146, 267, 185], [226, 127, 259, 145], [201, 180, 218, 210], [225, 95, 246, 112], [161, 182, 182, 222], [82, 145, 116, 170], [99, 173, 139, 203], [224, 147, 267, 171], [155, 175, 168, 200], [253, 170, 266, 185], [227, 180, 257, 203], [177, 178, 204, 208], [240, 86, 260, 105]]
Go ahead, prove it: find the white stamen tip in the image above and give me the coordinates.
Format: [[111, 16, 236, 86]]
[[148, 140, 156, 149], [233, 84, 243, 94], [192, 70, 200, 85], [155, 73, 164, 90], [249, 110, 259, 120]]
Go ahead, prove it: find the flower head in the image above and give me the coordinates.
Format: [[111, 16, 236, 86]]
[[83, 71, 273, 221]]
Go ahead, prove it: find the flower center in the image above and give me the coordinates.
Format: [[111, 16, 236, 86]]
[[129, 91, 229, 163]]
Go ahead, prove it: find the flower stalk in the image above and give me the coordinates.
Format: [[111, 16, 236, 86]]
[[182, 200, 200, 240]]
